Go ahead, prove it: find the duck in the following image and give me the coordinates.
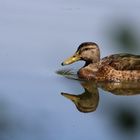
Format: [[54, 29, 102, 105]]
[[61, 42, 140, 82]]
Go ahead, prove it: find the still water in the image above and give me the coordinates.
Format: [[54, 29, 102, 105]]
[[57, 69, 140, 140], [0, 0, 140, 140]]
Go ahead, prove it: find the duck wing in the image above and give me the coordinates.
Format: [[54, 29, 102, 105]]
[[101, 53, 140, 70]]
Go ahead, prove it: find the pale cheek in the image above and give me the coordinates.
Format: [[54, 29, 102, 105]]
[[82, 51, 93, 58], [82, 52, 89, 58]]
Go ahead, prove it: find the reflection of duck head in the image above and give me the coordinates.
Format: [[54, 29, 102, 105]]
[[61, 82, 99, 113]]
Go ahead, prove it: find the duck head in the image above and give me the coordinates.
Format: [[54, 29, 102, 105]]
[[61, 42, 100, 66]]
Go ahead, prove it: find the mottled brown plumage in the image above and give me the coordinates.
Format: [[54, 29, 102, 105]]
[[61, 42, 140, 82]]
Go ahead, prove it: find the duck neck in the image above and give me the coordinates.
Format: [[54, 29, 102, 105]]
[[85, 56, 100, 67], [84, 61, 99, 67], [92, 54, 100, 63], [85, 61, 92, 66]]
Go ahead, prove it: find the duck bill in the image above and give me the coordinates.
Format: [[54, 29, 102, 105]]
[[61, 54, 81, 66]]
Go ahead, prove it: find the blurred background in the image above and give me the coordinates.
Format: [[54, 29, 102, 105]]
[[0, 0, 140, 140]]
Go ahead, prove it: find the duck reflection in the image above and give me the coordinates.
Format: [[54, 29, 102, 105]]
[[57, 70, 140, 113], [99, 81, 140, 95], [61, 82, 99, 113]]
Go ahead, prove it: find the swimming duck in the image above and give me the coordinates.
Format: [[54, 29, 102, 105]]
[[61, 42, 140, 82]]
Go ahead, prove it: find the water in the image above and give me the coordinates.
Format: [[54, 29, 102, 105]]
[[0, 0, 140, 140]]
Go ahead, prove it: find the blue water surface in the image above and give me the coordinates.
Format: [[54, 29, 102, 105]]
[[0, 0, 140, 140]]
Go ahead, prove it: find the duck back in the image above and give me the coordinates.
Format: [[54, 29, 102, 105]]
[[101, 53, 140, 70]]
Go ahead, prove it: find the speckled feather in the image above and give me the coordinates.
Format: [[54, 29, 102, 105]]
[[101, 53, 140, 70]]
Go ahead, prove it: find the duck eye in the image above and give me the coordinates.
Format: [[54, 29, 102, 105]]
[[83, 48, 90, 51], [78, 48, 91, 54]]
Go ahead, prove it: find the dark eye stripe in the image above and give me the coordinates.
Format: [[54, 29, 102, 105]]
[[77, 47, 95, 54], [78, 48, 92, 54], [82, 48, 94, 51]]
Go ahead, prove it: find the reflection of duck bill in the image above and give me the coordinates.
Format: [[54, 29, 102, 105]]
[[61, 92, 79, 102]]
